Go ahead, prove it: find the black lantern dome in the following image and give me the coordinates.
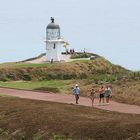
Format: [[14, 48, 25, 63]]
[[47, 17, 60, 29]]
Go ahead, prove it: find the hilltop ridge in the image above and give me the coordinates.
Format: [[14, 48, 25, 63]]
[[0, 52, 129, 81]]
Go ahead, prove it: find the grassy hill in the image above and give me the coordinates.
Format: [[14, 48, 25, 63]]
[[0, 56, 129, 81], [0, 53, 140, 106]]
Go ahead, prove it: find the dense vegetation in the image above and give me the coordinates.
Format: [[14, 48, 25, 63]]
[[112, 80, 140, 106], [70, 52, 97, 59]]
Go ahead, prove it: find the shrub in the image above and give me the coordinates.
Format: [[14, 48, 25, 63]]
[[22, 74, 32, 81], [71, 53, 91, 59], [129, 72, 140, 80], [63, 73, 76, 80], [6, 73, 16, 80], [47, 72, 58, 80], [92, 74, 117, 83], [0, 74, 9, 82], [79, 73, 88, 79]]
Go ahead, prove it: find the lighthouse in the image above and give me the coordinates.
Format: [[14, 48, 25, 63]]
[[45, 17, 68, 62]]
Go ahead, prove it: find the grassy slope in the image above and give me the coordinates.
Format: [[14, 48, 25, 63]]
[[0, 80, 70, 94], [0, 62, 51, 68], [0, 96, 140, 140], [0, 57, 128, 81], [1, 56, 140, 106], [112, 80, 140, 106]]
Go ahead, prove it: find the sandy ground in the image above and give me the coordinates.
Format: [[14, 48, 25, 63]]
[[24, 56, 46, 64], [0, 87, 140, 114], [24, 54, 90, 63]]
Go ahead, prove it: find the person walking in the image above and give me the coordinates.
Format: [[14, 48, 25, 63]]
[[73, 84, 80, 104], [99, 86, 105, 104], [89, 88, 96, 107], [104, 86, 112, 104]]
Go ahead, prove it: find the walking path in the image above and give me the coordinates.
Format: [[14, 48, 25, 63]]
[[0, 87, 140, 114]]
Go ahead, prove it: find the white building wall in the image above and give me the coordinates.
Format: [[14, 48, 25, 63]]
[[46, 42, 64, 61]]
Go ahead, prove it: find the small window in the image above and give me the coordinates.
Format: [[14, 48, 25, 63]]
[[53, 43, 56, 49]]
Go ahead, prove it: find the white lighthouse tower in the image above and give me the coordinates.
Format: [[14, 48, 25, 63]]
[[45, 17, 67, 62]]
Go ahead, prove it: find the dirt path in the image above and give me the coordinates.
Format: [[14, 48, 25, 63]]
[[0, 87, 140, 114]]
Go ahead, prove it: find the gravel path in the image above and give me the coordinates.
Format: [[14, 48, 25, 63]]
[[0, 87, 140, 114]]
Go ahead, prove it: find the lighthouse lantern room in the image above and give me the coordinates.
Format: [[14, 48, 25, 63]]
[[45, 17, 67, 62]]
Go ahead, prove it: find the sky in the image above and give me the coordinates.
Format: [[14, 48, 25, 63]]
[[0, 0, 140, 71]]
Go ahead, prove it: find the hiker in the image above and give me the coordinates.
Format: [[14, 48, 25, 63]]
[[50, 58, 53, 64], [73, 84, 80, 104], [89, 88, 96, 107], [104, 86, 112, 104], [99, 86, 105, 104]]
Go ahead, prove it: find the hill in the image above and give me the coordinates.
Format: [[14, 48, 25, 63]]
[[0, 53, 140, 140], [0, 53, 129, 81], [0, 53, 140, 106]]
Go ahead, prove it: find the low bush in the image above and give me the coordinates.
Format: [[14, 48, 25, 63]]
[[0, 74, 9, 82], [71, 53, 91, 59], [22, 74, 32, 81], [6, 73, 17, 80], [92, 74, 117, 84]]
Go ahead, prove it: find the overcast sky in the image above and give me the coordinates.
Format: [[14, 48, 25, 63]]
[[0, 0, 140, 70]]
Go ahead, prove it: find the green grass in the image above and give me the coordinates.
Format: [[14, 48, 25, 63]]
[[0, 94, 14, 98], [0, 62, 53, 68], [0, 80, 72, 94], [0, 60, 90, 69]]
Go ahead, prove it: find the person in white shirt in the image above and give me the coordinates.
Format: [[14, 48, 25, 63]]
[[73, 84, 80, 104], [104, 86, 112, 104]]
